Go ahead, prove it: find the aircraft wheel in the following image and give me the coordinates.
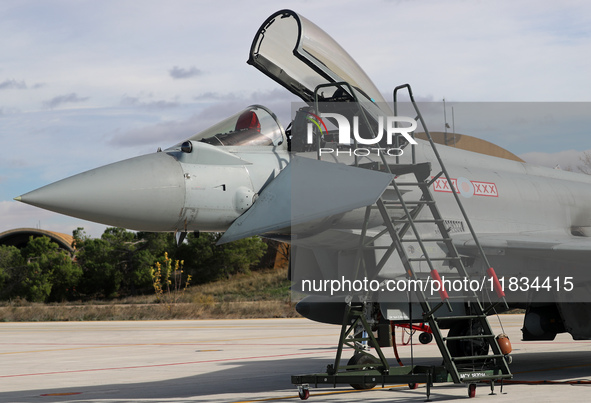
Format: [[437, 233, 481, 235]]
[[408, 382, 418, 389], [446, 321, 489, 357], [347, 352, 379, 390], [419, 332, 433, 344], [468, 383, 477, 398]]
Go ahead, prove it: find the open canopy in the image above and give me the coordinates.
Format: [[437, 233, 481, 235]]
[[248, 9, 391, 116]]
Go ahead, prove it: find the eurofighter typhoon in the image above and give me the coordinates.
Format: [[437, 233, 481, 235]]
[[16, 9, 591, 382]]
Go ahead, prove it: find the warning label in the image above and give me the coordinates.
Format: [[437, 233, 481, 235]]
[[432, 177, 498, 198]]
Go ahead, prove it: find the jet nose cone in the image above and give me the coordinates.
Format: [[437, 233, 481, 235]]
[[17, 153, 186, 231]]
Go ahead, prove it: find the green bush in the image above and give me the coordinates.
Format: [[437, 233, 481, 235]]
[[0, 237, 80, 302], [0, 227, 270, 302], [74, 228, 172, 298], [174, 232, 267, 284]]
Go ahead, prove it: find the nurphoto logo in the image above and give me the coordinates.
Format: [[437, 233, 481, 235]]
[[305, 111, 418, 156]]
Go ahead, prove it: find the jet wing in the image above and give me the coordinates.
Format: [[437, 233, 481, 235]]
[[217, 156, 394, 244], [452, 231, 591, 263]]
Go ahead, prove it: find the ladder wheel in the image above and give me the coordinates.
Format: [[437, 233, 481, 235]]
[[468, 383, 476, 398], [347, 353, 379, 390], [298, 386, 310, 400], [419, 332, 433, 344]]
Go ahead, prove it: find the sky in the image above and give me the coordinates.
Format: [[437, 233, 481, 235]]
[[1, 0, 590, 238]]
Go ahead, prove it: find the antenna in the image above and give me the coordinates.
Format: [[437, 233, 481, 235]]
[[443, 98, 448, 145]]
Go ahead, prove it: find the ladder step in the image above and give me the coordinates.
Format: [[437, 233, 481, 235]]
[[383, 200, 435, 206], [433, 315, 485, 321], [391, 182, 425, 186], [401, 238, 451, 242], [425, 295, 477, 301], [415, 275, 473, 281], [370, 204, 403, 209], [408, 257, 461, 262], [392, 219, 444, 224], [344, 337, 373, 342], [452, 354, 505, 362], [444, 334, 496, 341], [362, 246, 393, 250]]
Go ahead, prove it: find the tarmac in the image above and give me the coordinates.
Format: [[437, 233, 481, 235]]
[[1, 314, 590, 402]]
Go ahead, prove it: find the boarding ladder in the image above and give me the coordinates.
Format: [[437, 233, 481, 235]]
[[367, 161, 513, 386], [292, 83, 512, 399], [381, 84, 512, 387]]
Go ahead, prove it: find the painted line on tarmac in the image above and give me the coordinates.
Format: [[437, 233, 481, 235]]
[[231, 384, 409, 403], [40, 392, 83, 397], [0, 349, 337, 379], [0, 334, 336, 355], [515, 361, 591, 376]]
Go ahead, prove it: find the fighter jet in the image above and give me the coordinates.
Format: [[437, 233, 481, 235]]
[[16, 9, 591, 350]]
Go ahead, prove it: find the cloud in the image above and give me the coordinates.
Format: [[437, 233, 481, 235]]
[[106, 89, 298, 149], [192, 89, 298, 123], [0, 79, 44, 91], [169, 66, 203, 79], [0, 79, 27, 90], [0, 200, 107, 238], [0, 200, 53, 231], [107, 117, 202, 148], [44, 93, 90, 109], [519, 149, 591, 170], [193, 92, 239, 101], [121, 96, 179, 109], [192, 88, 295, 108], [0, 157, 28, 169]]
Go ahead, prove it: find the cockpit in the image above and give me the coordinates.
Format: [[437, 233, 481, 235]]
[[170, 9, 408, 153], [184, 105, 284, 147]]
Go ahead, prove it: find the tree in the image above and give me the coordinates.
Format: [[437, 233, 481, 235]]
[[218, 235, 268, 276], [578, 151, 591, 175], [74, 227, 173, 298], [0, 227, 270, 302], [0, 244, 25, 300], [75, 234, 123, 298], [174, 232, 217, 284], [174, 233, 268, 284], [2, 236, 82, 302]]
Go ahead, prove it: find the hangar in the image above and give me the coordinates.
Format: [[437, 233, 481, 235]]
[[416, 131, 525, 162], [0, 228, 75, 253]]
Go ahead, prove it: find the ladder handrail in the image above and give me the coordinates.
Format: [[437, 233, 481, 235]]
[[393, 84, 508, 310]]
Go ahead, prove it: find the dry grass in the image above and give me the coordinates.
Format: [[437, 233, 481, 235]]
[[0, 267, 301, 322]]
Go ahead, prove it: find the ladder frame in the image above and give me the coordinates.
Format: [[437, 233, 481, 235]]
[[291, 82, 512, 399]]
